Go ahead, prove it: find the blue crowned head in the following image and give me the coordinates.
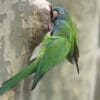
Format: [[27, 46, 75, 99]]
[[52, 6, 67, 20], [53, 19, 67, 36]]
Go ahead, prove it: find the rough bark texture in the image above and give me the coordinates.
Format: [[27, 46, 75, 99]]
[[0, 0, 100, 100], [0, 0, 50, 100]]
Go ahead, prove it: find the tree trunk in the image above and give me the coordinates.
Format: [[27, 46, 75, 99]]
[[0, 0, 50, 100]]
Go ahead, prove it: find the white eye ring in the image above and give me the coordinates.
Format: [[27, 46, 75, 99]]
[[55, 21, 59, 25], [60, 10, 64, 14]]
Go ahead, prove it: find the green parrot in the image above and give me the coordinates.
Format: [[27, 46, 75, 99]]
[[0, 7, 79, 95], [52, 6, 79, 74]]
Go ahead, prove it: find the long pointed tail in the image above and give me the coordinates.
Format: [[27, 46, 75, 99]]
[[74, 59, 79, 74], [0, 61, 37, 96]]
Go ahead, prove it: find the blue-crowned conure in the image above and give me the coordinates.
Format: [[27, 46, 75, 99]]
[[0, 7, 79, 95], [52, 6, 79, 74]]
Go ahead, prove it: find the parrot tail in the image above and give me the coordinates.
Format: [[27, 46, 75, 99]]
[[31, 74, 44, 90], [67, 42, 79, 74], [0, 60, 37, 96]]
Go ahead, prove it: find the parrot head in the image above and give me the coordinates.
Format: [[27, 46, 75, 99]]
[[53, 19, 66, 35], [52, 6, 67, 20]]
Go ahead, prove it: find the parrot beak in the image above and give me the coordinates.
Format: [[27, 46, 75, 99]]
[[48, 4, 58, 19], [53, 11, 58, 18], [49, 4, 58, 21]]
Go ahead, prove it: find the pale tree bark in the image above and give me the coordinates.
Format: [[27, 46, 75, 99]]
[[0, 0, 50, 100]]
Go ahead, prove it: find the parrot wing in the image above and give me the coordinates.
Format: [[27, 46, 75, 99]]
[[31, 34, 69, 90], [66, 16, 79, 74]]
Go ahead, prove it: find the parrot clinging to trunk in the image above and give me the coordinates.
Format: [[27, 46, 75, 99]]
[[0, 6, 79, 95], [52, 6, 79, 74]]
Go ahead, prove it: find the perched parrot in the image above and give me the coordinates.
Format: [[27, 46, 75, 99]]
[[0, 6, 79, 95], [52, 6, 79, 74]]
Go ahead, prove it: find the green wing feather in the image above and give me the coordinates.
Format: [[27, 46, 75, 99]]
[[66, 15, 79, 74], [31, 34, 71, 90]]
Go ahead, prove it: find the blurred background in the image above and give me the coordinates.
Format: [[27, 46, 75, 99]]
[[0, 0, 100, 100]]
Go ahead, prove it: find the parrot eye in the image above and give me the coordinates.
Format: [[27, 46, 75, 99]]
[[55, 21, 59, 25], [60, 10, 65, 14]]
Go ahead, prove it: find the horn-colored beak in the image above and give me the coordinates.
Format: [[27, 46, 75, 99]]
[[53, 11, 58, 18]]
